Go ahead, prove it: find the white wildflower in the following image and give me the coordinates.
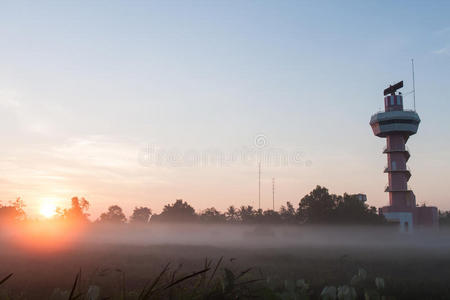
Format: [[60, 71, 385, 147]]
[[86, 285, 100, 300], [296, 279, 309, 289], [375, 277, 385, 290], [337, 285, 357, 300], [49, 288, 69, 300], [321, 285, 337, 300], [358, 268, 367, 280]]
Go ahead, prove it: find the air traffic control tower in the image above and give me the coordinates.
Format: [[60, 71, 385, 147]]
[[370, 81, 438, 231]]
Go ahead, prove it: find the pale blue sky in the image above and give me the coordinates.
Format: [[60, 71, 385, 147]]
[[0, 1, 449, 217]]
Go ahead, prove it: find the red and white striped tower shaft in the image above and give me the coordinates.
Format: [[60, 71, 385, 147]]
[[381, 93, 416, 209], [370, 82, 420, 230], [370, 81, 439, 230]]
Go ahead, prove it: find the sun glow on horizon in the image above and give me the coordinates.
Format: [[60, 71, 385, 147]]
[[39, 202, 57, 218]]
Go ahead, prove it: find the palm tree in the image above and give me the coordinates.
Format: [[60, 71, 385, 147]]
[[225, 205, 239, 223]]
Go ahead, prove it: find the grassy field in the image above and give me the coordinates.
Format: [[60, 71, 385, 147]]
[[1, 225, 450, 299]]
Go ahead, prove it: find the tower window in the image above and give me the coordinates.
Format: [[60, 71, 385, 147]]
[[391, 161, 397, 170], [390, 96, 394, 105]]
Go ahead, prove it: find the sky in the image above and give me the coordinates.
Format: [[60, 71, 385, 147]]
[[0, 0, 449, 219]]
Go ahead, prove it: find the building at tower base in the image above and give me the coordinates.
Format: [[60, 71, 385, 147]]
[[370, 81, 439, 231], [379, 206, 438, 232]]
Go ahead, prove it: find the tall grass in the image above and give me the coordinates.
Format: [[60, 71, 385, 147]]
[[0, 259, 395, 300]]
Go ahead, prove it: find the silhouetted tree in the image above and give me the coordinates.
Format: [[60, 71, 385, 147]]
[[225, 205, 239, 223], [279, 201, 297, 223], [297, 187, 385, 225], [151, 199, 196, 222], [0, 198, 26, 223], [98, 205, 127, 223], [130, 206, 152, 223], [254, 208, 265, 223], [238, 205, 257, 223], [200, 207, 226, 223], [334, 193, 384, 224], [262, 209, 282, 223], [439, 211, 450, 226], [57, 197, 90, 222], [298, 186, 337, 223], [0, 186, 389, 226]]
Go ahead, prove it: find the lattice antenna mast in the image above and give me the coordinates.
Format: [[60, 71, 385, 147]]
[[272, 178, 275, 211], [258, 161, 261, 210]]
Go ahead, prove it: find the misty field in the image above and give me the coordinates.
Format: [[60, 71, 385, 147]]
[[2, 225, 450, 299]]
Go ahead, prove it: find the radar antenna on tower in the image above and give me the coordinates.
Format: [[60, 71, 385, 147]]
[[383, 81, 403, 96]]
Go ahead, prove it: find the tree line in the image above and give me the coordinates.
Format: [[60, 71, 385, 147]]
[[0, 186, 396, 225]]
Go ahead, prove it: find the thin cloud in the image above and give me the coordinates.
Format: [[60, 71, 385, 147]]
[[435, 26, 450, 36], [433, 46, 450, 56], [0, 90, 21, 108]]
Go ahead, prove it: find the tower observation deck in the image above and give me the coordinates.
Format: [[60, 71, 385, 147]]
[[370, 81, 438, 231]]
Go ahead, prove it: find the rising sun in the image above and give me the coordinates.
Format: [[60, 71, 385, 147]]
[[40, 202, 57, 218]]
